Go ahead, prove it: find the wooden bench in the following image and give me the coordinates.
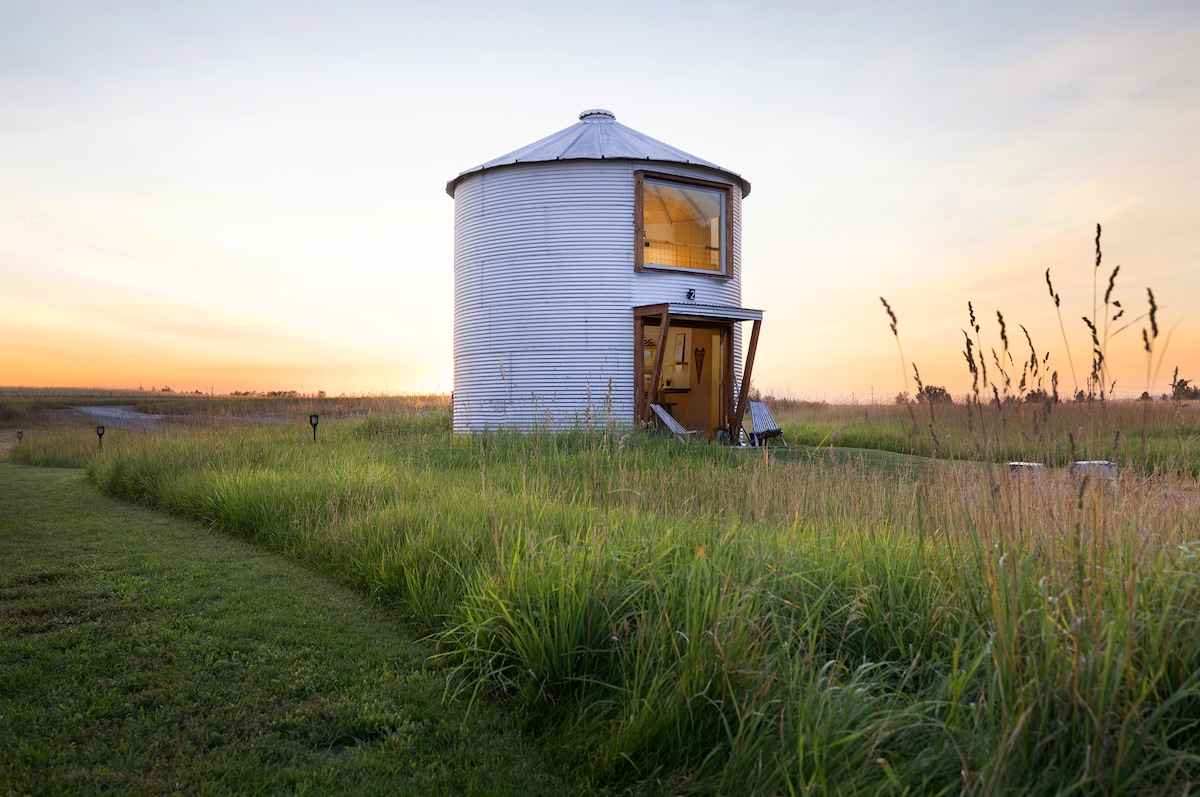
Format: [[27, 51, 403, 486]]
[[649, 403, 698, 442]]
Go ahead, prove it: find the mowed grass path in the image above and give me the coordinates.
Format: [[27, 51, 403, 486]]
[[0, 464, 584, 796]]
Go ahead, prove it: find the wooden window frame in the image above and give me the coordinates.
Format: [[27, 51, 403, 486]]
[[634, 171, 734, 278]]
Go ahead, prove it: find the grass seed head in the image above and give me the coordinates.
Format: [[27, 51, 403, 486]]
[[881, 297, 898, 337], [1046, 268, 1061, 307], [1020, 325, 1038, 376], [1147, 288, 1158, 338], [1104, 264, 1120, 305]]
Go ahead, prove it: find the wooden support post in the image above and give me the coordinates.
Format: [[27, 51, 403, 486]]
[[722, 325, 734, 437], [730, 318, 761, 444], [645, 309, 672, 422], [634, 314, 645, 423]]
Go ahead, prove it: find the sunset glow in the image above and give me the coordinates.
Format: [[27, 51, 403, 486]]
[[2, 1, 1197, 399]]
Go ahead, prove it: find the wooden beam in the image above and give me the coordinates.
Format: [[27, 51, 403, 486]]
[[730, 318, 761, 443], [644, 309, 672, 422], [634, 173, 646, 271], [633, 314, 645, 422], [722, 325, 734, 437]]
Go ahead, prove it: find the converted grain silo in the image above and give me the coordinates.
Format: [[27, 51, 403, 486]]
[[446, 109, 763, 439]]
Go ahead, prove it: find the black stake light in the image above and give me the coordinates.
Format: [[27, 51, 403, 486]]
[[16, 431, 23, 444], [309, 414, 319, 442], [96, 425, 105, 450]]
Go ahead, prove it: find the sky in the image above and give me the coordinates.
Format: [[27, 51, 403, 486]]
[[2, 0, 1198, 400]]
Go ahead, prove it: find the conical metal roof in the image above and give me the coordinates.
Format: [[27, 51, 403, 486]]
[[446, 109, 750, 197]]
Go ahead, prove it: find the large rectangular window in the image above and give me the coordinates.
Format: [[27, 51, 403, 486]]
[[636, 172, 731, 275]]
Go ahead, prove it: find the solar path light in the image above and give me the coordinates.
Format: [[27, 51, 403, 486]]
[[309, 414, 319, 442], [96, 425, 105, 450]]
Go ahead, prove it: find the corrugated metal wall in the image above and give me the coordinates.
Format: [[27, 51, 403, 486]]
[[452, 159, 745, 431]]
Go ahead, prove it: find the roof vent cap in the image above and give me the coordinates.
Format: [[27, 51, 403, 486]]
[[579, 109, 616, 121]]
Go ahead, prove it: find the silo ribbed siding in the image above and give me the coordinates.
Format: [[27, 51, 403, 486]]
[[453, 159, 746, 432], [454, 161, 628, 431]]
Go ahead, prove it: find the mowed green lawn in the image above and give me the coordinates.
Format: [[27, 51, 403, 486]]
[[0, 464, 585, 796]]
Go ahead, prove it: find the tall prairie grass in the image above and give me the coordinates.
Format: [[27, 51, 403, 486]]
[[9, 397, 1197, 794], [10, 228, 1197, 792], [0, 397, 44, 424], [771, 398, 1200, 477], [128, 392, 449, 421]]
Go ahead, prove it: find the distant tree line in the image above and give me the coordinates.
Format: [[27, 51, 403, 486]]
[[890, 371, 1200, 406]]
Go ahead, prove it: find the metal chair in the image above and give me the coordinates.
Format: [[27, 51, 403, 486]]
[[649, 403, 698, 442], [744, 401, 787, 447]]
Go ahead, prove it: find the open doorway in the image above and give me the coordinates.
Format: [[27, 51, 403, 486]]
[[640, 322, 728, 438], [634, 303, 763, 442]]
